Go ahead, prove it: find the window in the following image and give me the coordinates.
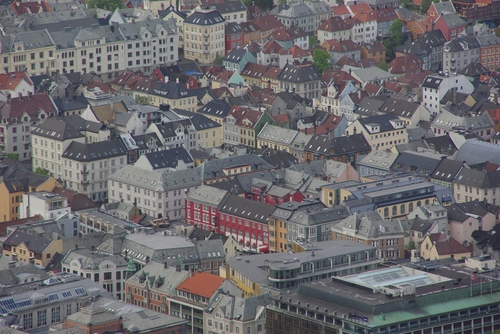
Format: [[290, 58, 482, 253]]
[[37, 310, 47, 327], [51, 306, 60, 323]]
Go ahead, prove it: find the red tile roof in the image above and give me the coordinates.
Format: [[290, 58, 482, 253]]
[[331, 5, 350, 16], [388, 54, 423, 74], [253, 15, 284, 31], [0, 72, 33, 90], [336, 55, 360, 67], [289, 45, 311, 59], [227, 106, 264, 128], [374, 7, 398, 22], [11, 0, 51, 15], [348, 3, 373, 15], [261, 38, 285, 55], [324, 39, 361, 53], [318, 16, 351, 33], [241, 63, 269, 78], [355, 11, 377, 23], [176, 272, 225, 298], [428, 234, 472, 256], [262, 66, 282, 80], [363, 82, 382, 96], [272, 113, 290, 124], [51, 187, 98, 212], [1, 93, 57, 119]]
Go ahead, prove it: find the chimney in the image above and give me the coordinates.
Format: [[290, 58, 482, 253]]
[[28, 91, 32, 100], [452, 87, 457, 105]]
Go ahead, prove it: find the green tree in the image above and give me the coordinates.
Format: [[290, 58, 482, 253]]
[[401, 0, 410, 8], [214, 54, 223, 66], [5, 153, 18, 160], [86, 0, 124, 11], [242, 0, 274, 10], [378, 61, 389, 71], [383, 19, 404, 61], [309, 36, 318, 47], [312, 49, 331, 74], [406, 240, 416, 250], [34, 167, 49, 176]]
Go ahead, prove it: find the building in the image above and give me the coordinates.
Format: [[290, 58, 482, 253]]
[[173, 109, 223, 149], [442, 34, 480, 73], [31, 118, 86, 180], [453, 168, 500, 205], [204, 291, 272, 334], [420, 233, 472, 260], [317, 16, 351, 44], [61, 139, 128, 202], [2, 229, 61, 267], [303, 133, 371, 166], [345, 113, 407, 150], [224, 106, 273, 148], [477, 34, 500, 72], [183, 9, 225, 64], [0, 93, 57, 160], [0, 168, 61, 222], [225, 240, 381, 297], [389, 150, 445, 178], [433, 13, 467, 41], [108, 165, 201, 220], [61, 248, 129, 300], [338, 175, 455, 219], [19, 191, 70, 220], [357, 150, 398, 178], [185, 185, 229, 231], [421, 72, 474, 115], [332, 211, 411, 260], [266, 264, 500, 334], [446, 200, 498, 245], [133, 147, 194, 173], [218, 195, 274, 253], [277, 63, 320, 100], [273, 3, 315, 34]]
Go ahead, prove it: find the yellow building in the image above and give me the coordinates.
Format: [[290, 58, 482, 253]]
[[345, 113, 408, 150], [268, 218, 289, 253], [183, 9, 225, 64], [0, 170, 61, 222], [2, 230, 62, 267], [240, 63, 269, 88], [161, 5, 186, 49], [225, 262, 261, 297], [420, 234, 472, 261], [1, 30, 57, 75]]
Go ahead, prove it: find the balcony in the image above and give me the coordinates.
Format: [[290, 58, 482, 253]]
[[82, 180, 89, 185], [81, 169, 88, 175]]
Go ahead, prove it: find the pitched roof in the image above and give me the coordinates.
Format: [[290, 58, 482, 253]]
[[305, 133, 370, 155], [32, 117, 85, 141], [198, 154, 273, 181], [240, 63, 269, 78], [219, 195, 274, 223], [212, 0, 246, 14], [143, 147, 193, 170], [277, 63, 320, 83], [0, 93, 56, 119], [438, 13, 466, 29], [176, 271, 225, 298], [317, 16, 350, 32], [184, 10, 225, 25], [253, 15, 284, 31], [428, 234, 470, 255], [62, 138, 127, 162], [197, 99, 231, 118], [4, 230, 52, 254]]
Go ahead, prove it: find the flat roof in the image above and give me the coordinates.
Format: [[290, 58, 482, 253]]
[[125, 233, 195, 250]]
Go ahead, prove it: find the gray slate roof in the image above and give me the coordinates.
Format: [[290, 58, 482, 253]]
[[143, 147, 193, 170], [278, 63, 320, 83], [3, 230, 52, 254], [62, 138, 127, 162], [219, 195, 274, 224], [32, 118, 85, 141], [185, 10, 225, 25], [198, 155, 274, 181]]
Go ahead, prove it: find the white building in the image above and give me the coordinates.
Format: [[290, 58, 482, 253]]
[[61, 139, 128, 202], [61, 248, 129, 301], [421, 73, 474, 115], [20, 191, 70, 220], [108, 165, 201, 220]]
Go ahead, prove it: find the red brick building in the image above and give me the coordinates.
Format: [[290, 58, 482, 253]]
[[218, 195, 274, 253], [433, 13, 466, 41], [185, 185, 229, 231]]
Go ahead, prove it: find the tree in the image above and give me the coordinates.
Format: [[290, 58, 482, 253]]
[[86, 0, 124, 11], [406, 240, 416, 250], [378, 61, 389, 71], [309, 36, 318, 47], [35, 167, 49, 176], [383, 19, 404, 61], [312, 49, 331, 74], [401, 0, 410, 8], [214, 54, 223, 66], [242, 0, 274, 11], [5, 153, 18, 160]]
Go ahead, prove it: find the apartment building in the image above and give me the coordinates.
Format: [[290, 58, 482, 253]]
[[277, 63, 321, 99], [61, 248, 129, 300], [0, 93, 57, 160], [332, 211, 410, 261], [453, 168, 500, 205], [20, 191, 70, 220], [442, 34, 480, 73], [421, 72, 474, 115], [185, 185, 229, 231], [108, 165, 201, 219], [61, 139, 128, 202], [31, 118, 86, 180], [183, 9, 225, 64], [345, 113, 407, 150], [0, 30, 57, 75], [225, 240, 380, 297]]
